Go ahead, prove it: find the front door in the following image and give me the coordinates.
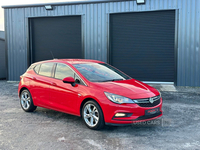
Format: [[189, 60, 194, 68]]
[[49, 63, 80, 115]]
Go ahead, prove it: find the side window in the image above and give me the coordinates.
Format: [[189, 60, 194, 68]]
[[55, 63, 74, 80], [39, 63, 54, 77], [34, 64, 41, 74]]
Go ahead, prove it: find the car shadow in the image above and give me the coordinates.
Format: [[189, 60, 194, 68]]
[[31, 107, 82, 123], [29, 107, 167, 132]]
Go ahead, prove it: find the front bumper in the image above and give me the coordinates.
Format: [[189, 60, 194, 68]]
[[105, 111, 162, 126], [102, 98, 163, 125]]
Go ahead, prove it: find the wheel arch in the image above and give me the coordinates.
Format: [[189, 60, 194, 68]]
[[19, 87, 29, 97], [80, 98, 104, 118]]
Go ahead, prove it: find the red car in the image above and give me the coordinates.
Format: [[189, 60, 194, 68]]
[[18, 59, 162, 130]]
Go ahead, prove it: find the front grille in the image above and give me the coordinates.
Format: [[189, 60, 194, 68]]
[[133, 95, 161, 107]]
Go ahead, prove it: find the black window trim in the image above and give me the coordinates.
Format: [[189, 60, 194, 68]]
[[53, 62, 87, 86]]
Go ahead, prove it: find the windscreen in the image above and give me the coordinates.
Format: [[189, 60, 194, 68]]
[[73, 63, 131, 82]]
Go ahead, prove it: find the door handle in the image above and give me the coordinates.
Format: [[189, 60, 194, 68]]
[[51, 82, 57, 86], [32, 77, 36, 80]]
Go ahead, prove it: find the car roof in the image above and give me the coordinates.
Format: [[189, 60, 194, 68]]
[[32, 59, 104, 65]]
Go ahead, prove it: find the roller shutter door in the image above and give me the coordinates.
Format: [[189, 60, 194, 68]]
[[30, 16, 82, 63], [110, 10, 175, 82]]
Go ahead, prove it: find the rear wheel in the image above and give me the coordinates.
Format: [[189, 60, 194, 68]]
[[82, 100, 104, 130], [20, 89, 37, 112]]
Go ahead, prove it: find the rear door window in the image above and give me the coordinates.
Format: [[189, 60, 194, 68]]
[[39, 63, 54, 77]]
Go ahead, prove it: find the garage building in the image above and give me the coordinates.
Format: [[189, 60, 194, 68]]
[[2, 0, 200, 86]]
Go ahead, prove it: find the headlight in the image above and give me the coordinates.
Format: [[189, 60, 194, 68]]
[[104, 92, 134, 104]]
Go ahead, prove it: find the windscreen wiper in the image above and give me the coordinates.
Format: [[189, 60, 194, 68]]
[[101, 79, 124, 82]]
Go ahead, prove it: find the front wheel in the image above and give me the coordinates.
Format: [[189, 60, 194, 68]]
[[82, 100, 104, 130], [20, 89, 37, 112]]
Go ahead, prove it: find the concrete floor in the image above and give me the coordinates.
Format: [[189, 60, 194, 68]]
[[0, 80, 200, 150]]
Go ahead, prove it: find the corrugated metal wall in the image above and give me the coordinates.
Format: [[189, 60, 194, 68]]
[[4, 0, 200, 86], [0, 39, 6, 79]]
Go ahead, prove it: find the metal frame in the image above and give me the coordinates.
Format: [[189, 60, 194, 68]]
[[107, 9, 178, 84], [27, 18, 32, 67], [81, 15, 85, 59], [27, 14, 85, 67], [107, 13, 110, 64], [174, 9, 179, 86]]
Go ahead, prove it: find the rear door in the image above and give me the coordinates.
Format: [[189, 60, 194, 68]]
[[30, 62, 54, 107]]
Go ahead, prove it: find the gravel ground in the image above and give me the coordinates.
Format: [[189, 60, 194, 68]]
[[0, 80, 200, 150]]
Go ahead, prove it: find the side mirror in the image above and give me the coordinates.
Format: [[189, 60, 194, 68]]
[[62, 77, 76, 86]]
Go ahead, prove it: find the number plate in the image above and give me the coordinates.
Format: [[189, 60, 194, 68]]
[[145, 107, 160, 115]]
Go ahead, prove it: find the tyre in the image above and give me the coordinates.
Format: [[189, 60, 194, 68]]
[[20, 89, 37, 112], [82, 100, 105, 130]]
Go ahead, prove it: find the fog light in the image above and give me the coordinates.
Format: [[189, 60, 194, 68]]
[[115, 113, 126, 117], [114, 113, 133, 118]]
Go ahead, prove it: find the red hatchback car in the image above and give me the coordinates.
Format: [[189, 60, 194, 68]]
[[18, 59, 162, 130]]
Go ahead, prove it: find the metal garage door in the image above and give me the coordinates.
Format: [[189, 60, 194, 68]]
[[29, 16, 82, 63], [110, 10, 175, 82]]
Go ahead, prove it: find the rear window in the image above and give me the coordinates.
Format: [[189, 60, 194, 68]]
[[39, 63, 54, 77]]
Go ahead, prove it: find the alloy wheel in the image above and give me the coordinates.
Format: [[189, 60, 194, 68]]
[[83, 103, 99, 127], [21, 91, 31, 110]]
